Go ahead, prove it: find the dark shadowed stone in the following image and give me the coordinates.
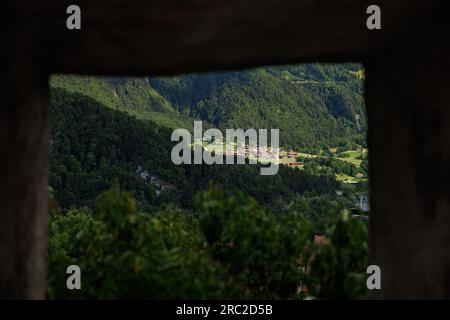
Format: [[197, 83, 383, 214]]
[[1, 0, 450, 298]]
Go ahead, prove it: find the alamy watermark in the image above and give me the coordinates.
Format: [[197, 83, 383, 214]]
[[66, 265, 81, 290], [66, 5, 81, 30], [66, 5, 380, 31], [171, 121, 280, 175]]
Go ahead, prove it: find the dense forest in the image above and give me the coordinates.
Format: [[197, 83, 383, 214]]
[[47, 64, 369, 299], [50, 89, 344, 212], [51, 63, 366, 151]]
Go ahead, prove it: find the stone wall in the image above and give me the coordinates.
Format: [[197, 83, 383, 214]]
[[2, 0, 449, 298]]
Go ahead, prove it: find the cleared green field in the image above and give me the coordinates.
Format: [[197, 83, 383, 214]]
[[283, 148, 368, 183], [190, 143, 367, 184], [279, 157, 295, 164], [297, 152, 317, 158], [337, 157, 362, 166], [336, 173, 367, 184], [338, 150, 363, 157], [336, 149, 367, 166], [338, 150, 360, 158], [281, 149, 367, 166], [336, 174, 358, 184]]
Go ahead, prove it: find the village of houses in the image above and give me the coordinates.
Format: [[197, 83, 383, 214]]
[[200, 138, 370, 214], [201, 139, 304, 167]]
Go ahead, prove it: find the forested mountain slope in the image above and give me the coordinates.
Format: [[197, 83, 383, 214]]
[[51, 63, 365, 150], [50, 75, 191, 129], [149, 63, 366, 149], [50, 88, 340, 211]]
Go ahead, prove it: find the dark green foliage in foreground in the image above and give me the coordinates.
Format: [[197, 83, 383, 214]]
[[47, 183, 368, 299], [196, 184, 313, 298], [47, 183, 234, 299], [300, 211, 369, 299]]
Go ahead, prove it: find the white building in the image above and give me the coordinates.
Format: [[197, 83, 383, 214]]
[[357, 195, 370, 212]]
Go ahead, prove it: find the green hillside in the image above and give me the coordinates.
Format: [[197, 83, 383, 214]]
[[50, 88, 344, 212], [149, 63, 366, 150], [51, 63, 366, 150], [50, 75, 192, 129]]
